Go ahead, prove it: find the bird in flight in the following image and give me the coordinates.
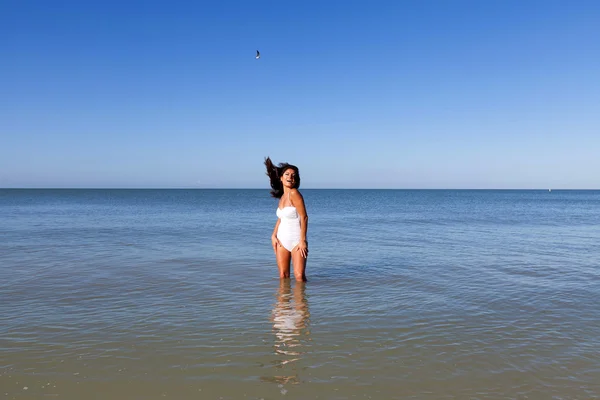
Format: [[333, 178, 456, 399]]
[[255, 50, 260, 59]]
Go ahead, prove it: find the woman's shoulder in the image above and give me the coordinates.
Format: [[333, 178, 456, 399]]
[[290, 189, 304, 201]]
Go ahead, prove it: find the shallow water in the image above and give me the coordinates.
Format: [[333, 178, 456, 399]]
[[1, 189, 599, 399]]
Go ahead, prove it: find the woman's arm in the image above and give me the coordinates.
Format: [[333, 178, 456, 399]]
[[291, 189, 309, 257], [271, 219, 281, 254]]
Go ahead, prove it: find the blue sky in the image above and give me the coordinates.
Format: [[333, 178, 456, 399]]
[[1, 0, 599, 188]]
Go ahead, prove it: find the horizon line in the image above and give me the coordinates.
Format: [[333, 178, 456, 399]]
[[1, 187, 598, 191]]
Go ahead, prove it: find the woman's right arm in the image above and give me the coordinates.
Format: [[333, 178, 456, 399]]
[[271, 219, 281, 253]]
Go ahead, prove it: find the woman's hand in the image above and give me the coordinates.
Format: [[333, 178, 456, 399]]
[[271, 235, 280, 254], [296, 240, 309, 258]]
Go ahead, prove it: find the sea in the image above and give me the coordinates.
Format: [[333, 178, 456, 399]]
[[1, 189, 599, 399]]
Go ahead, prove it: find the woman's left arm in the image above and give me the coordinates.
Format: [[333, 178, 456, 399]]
[[291, 189, 309, 258]]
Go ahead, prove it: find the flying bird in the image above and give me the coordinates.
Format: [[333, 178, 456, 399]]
[[255, 50, 260, 59]]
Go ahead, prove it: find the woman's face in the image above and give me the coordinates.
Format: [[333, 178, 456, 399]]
[[280, 168, 297, 188]]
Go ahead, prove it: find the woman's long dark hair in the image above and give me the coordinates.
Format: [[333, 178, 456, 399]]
[[264, 157, 301, 198]]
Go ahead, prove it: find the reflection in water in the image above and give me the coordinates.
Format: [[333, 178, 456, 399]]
[[261, 280, 311, 386]]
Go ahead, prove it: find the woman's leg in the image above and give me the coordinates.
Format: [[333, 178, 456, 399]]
[[276, 244, 291, 279], [291, 248, 307, 282]]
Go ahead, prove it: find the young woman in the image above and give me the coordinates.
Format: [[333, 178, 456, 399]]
[[264, 157, 309, 281]]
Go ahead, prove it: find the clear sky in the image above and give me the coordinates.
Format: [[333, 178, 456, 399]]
[[1, 0, 599, 189]]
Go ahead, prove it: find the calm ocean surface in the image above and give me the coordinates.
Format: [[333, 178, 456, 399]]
[[1, 189, 599, 399]]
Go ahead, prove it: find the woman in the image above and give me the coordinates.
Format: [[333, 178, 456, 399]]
[[264, 157, 309, 281]]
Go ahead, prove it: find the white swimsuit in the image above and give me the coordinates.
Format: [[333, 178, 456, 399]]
[[276, 198, 301, 252]]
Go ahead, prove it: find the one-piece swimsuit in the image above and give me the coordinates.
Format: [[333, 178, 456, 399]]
[[276, 192, 301, 252]]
